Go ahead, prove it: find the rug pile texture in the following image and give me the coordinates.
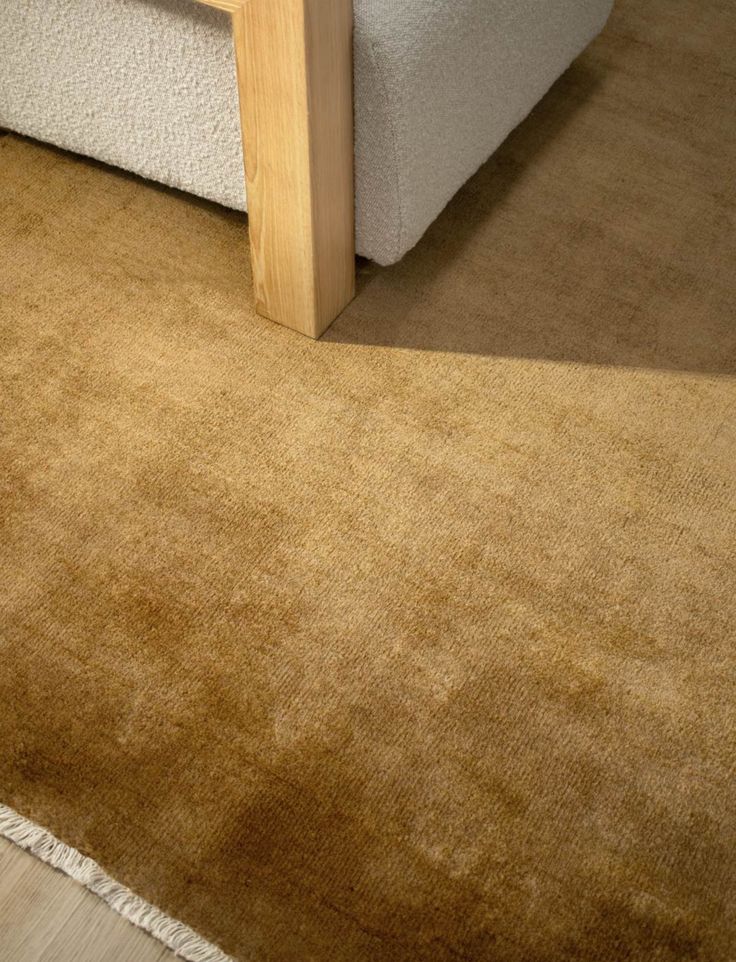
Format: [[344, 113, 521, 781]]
[[1, 0, 735, 959]]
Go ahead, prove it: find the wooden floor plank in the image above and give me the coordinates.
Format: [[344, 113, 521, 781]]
[[0, 837, 176, 962]]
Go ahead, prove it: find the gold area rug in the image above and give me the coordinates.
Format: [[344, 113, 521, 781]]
[[1, 1, 735, 959]]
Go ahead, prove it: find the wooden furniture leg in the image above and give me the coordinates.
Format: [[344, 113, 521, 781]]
[[197, 0, 355, 338]]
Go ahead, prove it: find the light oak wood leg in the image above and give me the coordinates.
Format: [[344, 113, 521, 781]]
[[198, 0, 355, 338]]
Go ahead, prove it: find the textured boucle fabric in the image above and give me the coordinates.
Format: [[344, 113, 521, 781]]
[[0, 0, 612, 264]]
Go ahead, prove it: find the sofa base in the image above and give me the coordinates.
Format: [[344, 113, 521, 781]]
[[0, 0, 613, 337]]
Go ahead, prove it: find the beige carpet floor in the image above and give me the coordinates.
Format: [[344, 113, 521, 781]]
[[1, 0, 735, 960]]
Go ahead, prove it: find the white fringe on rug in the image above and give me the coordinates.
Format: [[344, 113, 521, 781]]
[[0, 803, 234, 962]]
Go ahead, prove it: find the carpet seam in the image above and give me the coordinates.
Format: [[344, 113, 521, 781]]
[[0, 803, 235, 962]]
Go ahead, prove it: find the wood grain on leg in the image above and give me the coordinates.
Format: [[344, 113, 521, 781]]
[[198, 0, 355, 338]]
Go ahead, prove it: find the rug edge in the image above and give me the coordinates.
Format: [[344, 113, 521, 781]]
[[0, 803, 235, 962]]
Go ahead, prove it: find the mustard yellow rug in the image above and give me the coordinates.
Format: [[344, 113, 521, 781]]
[[1, 1, 735, 959]]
